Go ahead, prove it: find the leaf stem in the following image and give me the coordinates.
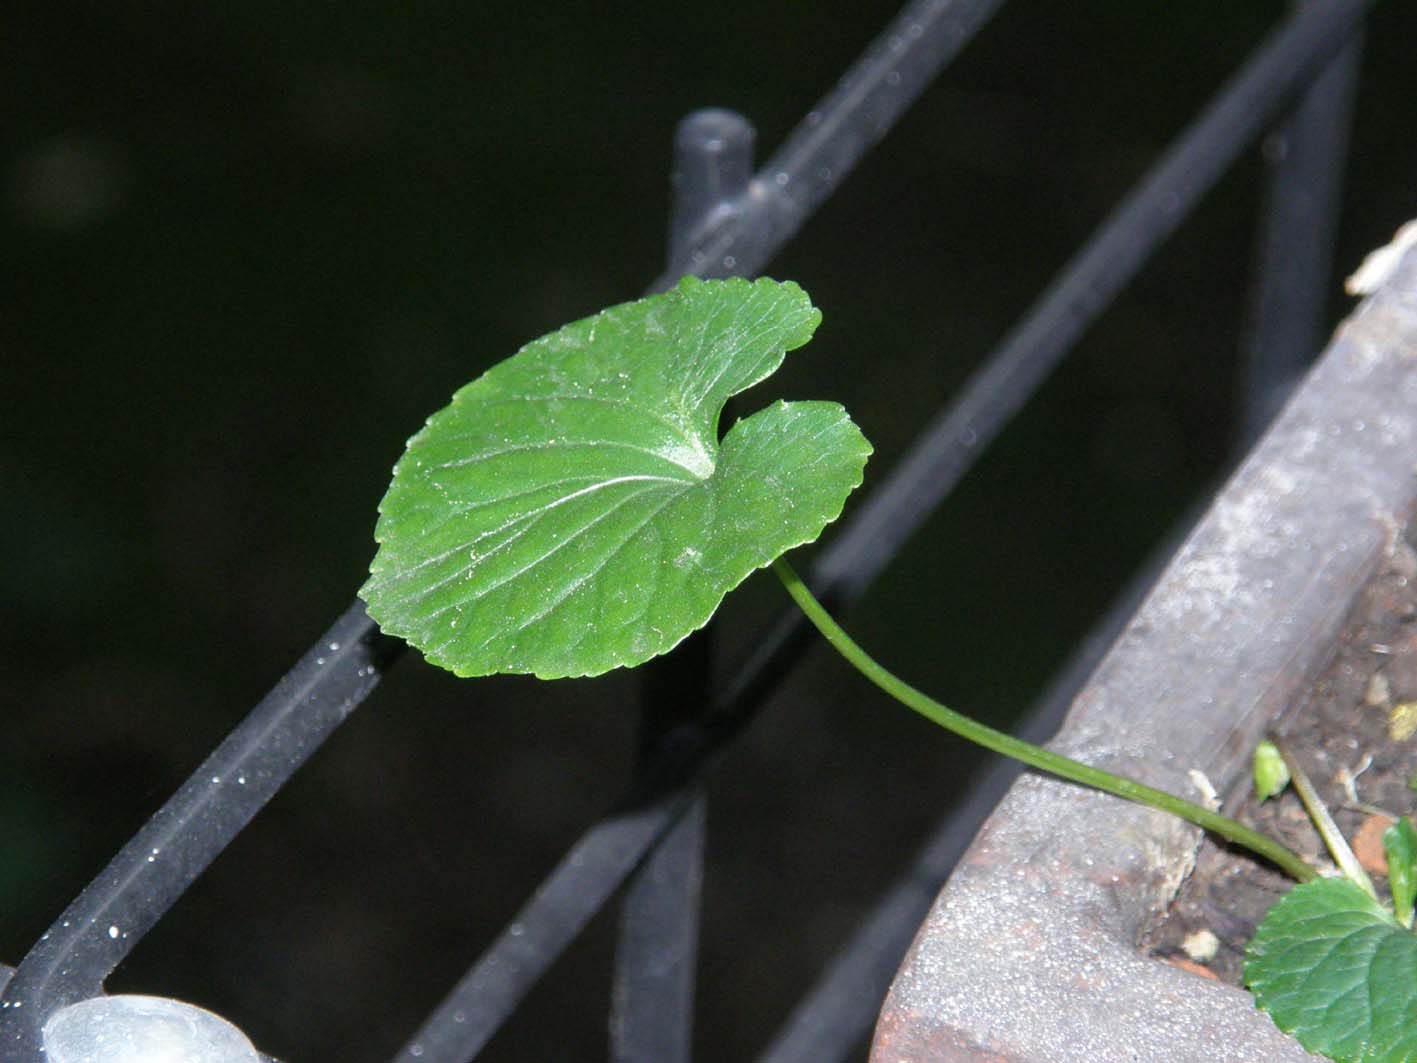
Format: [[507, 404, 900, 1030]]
[[1270, 736, 1376, 898], [771, 557, 1317, 884]]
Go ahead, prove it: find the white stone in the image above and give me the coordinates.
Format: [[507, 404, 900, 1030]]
[[43, 994, 259, 1063], [1346, 218, 1417, 295]]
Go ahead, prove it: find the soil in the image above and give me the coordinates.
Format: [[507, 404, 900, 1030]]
[[1141, 521, 1417, 986]]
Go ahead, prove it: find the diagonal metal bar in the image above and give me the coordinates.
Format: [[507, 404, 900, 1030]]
[[653, 0, 1007, 288], [755, 494, 1206, 1063], [809, 0, 1376, 608], [3, 2, 1010, 1055], [392, 3, 1009, 1058], [392, 757, 709, 1063], [0, 602, 403, 1062], [2, 1, 1376, 1061], [387, 3, 1375, 1060]]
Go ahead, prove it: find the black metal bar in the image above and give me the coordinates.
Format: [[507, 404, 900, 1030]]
[[610, 109, 758, 1063], [809, 0, 1376, 609], [4, 1, 1378, 1059], [390, 774, 706, 1063], [666, 108, 758, 270], [6, 0, 1010, 1049], [755, 712, 1077, 1062], [749, 13, 1370, 1041], [7, 0, 1006, 1038], [385, 4, 1376, 1060], [8, 0, 1004, 1049], [0, 602, 403, 1061], [390, 0, 1010, 1054], [1239, 8, 1363, 446], [677, 0, 1381, 739], [756, 503, 1194, 1063], [652, 0, 1007, 288], [610, 798, 707, 1063]]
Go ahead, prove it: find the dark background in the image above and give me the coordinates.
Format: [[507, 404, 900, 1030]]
[[4, 3, 1414, 1061]]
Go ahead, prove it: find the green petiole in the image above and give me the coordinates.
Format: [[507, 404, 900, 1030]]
[[772, 556, 1317, 885], [1270, 736, 1375, 898]]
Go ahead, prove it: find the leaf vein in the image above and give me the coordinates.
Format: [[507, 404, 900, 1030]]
[[423, 482, 674, 620], [390, 477, 678, 600], [480, 491, 680, 652]]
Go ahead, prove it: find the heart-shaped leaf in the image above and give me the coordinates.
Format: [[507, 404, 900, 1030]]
[[362, 276, 871, 678], [1246, 877, 1417, 1063]]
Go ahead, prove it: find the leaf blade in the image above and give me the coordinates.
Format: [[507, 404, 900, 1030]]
[[362, 277, 870, 678], [1246, 876, 1417, 1063]]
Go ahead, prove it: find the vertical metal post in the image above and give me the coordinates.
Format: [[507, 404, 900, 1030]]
[[610, 109, 755, 1063], [665, 109, 757, 275], [1239, 7, 1362, 446], [653, 0, 1006, 288]]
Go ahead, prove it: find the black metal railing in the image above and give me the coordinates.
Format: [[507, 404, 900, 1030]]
[[0, 0, 1376, 1060]]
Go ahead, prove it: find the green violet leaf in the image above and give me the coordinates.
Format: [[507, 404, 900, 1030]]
[[1246, 877, 1417, 1063], [362, 276, 872, 679], [1383, 818, 1417, 929]]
